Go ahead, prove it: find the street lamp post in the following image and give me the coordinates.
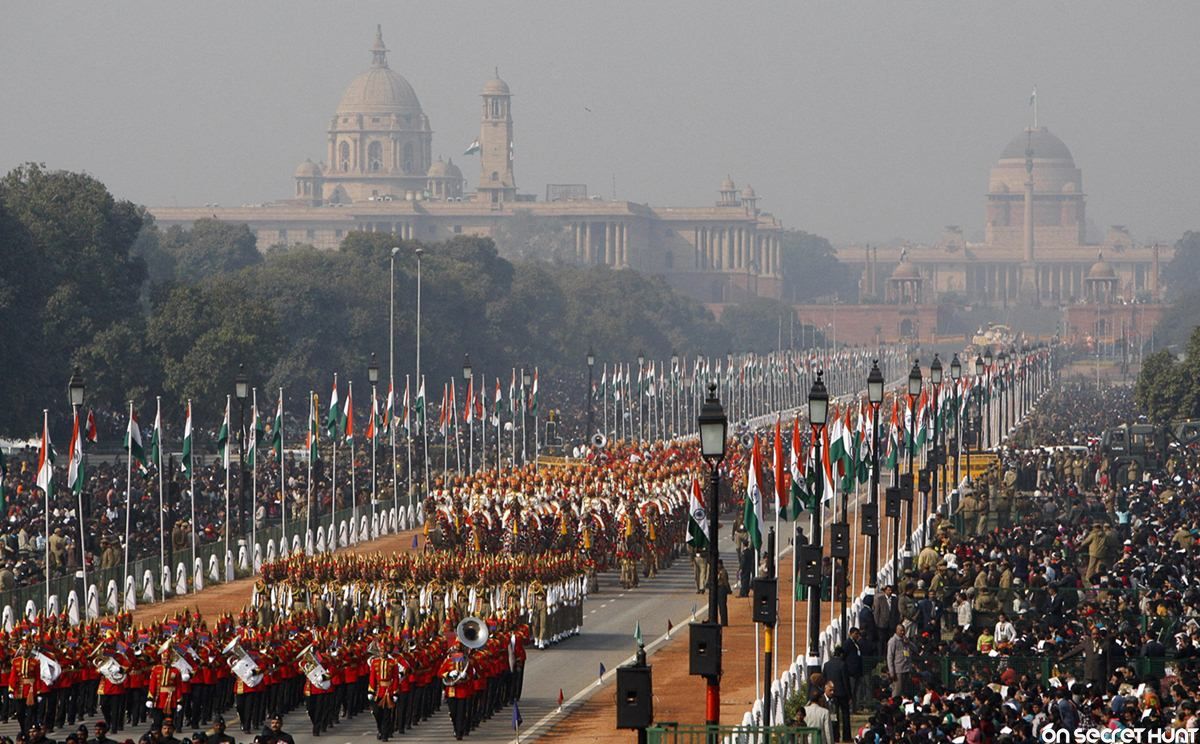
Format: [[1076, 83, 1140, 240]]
[[586, 347, 595, 441], [637, 351, 646, 442], [807, 371, 829, 675], [867, 362, 883, 592], [68, 367, 87, 611], [522, 368, 532, 465], [463, 354, 473, 472], [997, 350, 1008, 441], [697, 383, 727, 728], [949, 354, 962, 498], [368, 353, 380, 527], [235, 364, 249, 539], [389, 247, 399, 524], [904, 360, 921, 570], [929, 354, 942, 518], [983, 349, 993, 449]]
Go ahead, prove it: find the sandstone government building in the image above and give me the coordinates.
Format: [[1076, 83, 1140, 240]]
[[151, 27, 1169, 345]]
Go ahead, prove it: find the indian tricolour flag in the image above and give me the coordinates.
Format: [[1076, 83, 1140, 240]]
[[181, 401, 194, 478], [326, 374, 341, 439], [492, 378, 502, 426], [786, 417, 807, 516], [126, 406, 148, 473], [742, 433, 764, 552], [216, 397, 231, 469], [68, 410, 84, 496], [36, 413, 55, 499], [686, 478, 709, 549]]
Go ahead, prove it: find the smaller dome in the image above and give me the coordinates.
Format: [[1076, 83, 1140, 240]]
[[482, 76, 510, 95], [741, 185, 756, 199], [443, 158, 463, 179], [1087, 252, 1116, 279], [720, 175, 736, 191], [891, 261, 922, 280], [294, 159, 322, 178], [427, 158, 448, 178]]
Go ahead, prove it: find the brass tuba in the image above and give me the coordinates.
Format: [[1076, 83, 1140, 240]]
[[221, 638, 263, 688], [90, 645, 127, 686], [456, 616, 488, 650], [296, 644, 331, 691]]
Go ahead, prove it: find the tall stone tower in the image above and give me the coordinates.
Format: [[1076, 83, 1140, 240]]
[[477, 71, 516, 203]]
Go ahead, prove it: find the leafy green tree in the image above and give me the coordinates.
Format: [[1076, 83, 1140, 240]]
[[1134, 349, 1186, 423], [1165, 231, 1200, 303], [0, 163, 147, 432], [778, 229, 855, 302], [491, 210, 574, 263], [161, 218, 261, 283]]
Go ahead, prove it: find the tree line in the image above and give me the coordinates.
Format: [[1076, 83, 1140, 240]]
[[0, 164, 832, 438]]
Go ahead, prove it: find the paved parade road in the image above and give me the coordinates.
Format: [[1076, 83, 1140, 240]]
[[0, 532, 733, 744]]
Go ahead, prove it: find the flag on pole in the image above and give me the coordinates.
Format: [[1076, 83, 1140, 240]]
[[149, 402, 162, 467], [181, 401, 194, 477], [511, 700, 523, 730], [821, 425, 836, 506], [306, 392, 319, 465], [384, 382, 394, 436], [464, 377, 474, 424], [68, 411, 85, 496], [326, 375, 341, 439], [273, 391, 284, 457], [743, 433, 764, 551], [492, 378, 502, 426], [786, 418, 807, 516], [464, 138, 481, 155], [686, 478, 709, 549], [216, 398, 231, 469], [529, 369, 539, 415], [509, 370, 518, 415], [36, 415, 54, 499], [438, 384, 449, 437], [0, 446, 7, 511], [885, 396, 901, 471], [773, 417, 788, 519], [366, 390, 377, 442], [85, 410, 98, 443], [126, 407, 148, 473], [402, 379, 411, 434], [634, 621, 643, 646], [414, 378, 426, 433], [248, 396, 264, 467], [343, 384, 354, 443]]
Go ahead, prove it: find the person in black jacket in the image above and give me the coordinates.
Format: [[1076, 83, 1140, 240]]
[[845, 628, 866, 711], [857, 595, 878, 655], [821, 646, 852, 742]]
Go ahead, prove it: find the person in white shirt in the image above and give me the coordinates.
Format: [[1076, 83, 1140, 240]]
[[994, 612, 1017, 648], [954, 592, 973, 630]]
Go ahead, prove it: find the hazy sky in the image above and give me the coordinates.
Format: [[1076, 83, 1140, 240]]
[[2, 2, 1197, 245]]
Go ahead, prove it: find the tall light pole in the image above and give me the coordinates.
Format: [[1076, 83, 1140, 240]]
[[670, 351, 679, 438], [235, 364, 249, 538], [697, 383, 727, 728], [806, 371, 829, 675], [866, 361, 883, 592], [997, 350, 1008, 441], [949, 353, 962, 496], [68, 367, 87, 609], [637, 351, 646, 442], [983, 348, 993, 449], [586, 346, 595, 441], [463, 354, 473, 472], [522, 368, 532, 465], [904, 360, 921, 569], [368, 353, 380, 527], [929, 354, 942, 517], [389, 247, 399, 524]]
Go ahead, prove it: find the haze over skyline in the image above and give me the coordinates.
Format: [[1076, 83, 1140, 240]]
[[2, 2, 1196, 246]]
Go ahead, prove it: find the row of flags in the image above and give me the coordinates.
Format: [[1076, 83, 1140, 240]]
[[22, 367, 548, 499]]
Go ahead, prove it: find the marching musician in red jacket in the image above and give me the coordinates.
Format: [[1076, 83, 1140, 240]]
[[8, 639, 41, 735], [147, 647, 183, 728]]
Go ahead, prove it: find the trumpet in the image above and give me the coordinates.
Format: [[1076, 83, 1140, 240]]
[[221, 638, 263, 688], [296, 644, 331, 691]]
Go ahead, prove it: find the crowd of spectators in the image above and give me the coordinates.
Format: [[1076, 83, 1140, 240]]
[[794, 383, 1200, 742]]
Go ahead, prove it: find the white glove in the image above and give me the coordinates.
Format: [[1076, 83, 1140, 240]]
[[146, 700, 154, 708], [366, 693, 373, 701]]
